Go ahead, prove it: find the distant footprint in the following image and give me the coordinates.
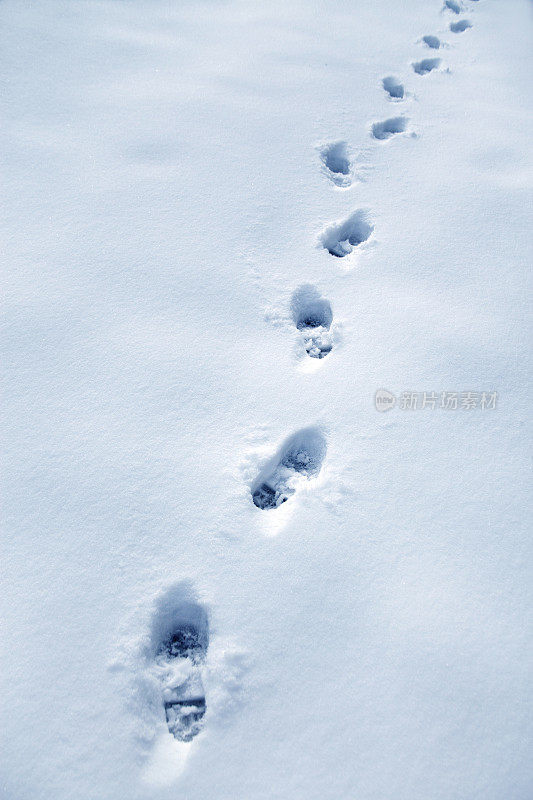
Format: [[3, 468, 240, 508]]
[[450, 19, 472, 32], [252, 427, 327, 510], [319, 141, 352, 187], [291, 285, 333, 359], [382, 76, 405, 100], [319, 209, 373, 258], [371, 116, 408, 140], [422, 35, 441, 49], [444, 0, 461, 12], [412, 58, 441, 75], [152, 595, 209, 742]]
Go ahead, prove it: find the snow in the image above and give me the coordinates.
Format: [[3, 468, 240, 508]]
[[2, 0, 532, 798]]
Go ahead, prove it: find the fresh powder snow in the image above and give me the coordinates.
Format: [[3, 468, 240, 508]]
[[2, 0, 532, 799]]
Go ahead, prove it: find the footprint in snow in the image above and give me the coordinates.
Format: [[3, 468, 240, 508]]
[[450, 19, 472, 32], [371, 116, 409, 141], [319, 209, 373, 258], [252, 427, 327, 510], [382, 76, 405, 100], [444, 0, 461, 12], [422, 35, 441, 49], [412, 58, 441, 75], [151, 595, 209, 742], [291, 285, 333, 360], [319, 141, 352, 187]]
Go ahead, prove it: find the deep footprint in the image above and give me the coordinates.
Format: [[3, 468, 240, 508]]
[[320, 141, 351, 187], [413, 58, 441, 75], [422, 35, 441, 49], [450, 19, 472, 32], [153, 599, 209, 742], [444, 0, 461, 13], [320, 209, 373, 258], [371, 116, 408, 140], [252, 427, 327, 510], [382, 76, 405, 99], [291, 285, 333, 359]]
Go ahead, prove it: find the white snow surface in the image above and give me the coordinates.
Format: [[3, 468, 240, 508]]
[[2, 0, 532, 798]]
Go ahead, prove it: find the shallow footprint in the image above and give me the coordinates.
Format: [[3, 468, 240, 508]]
[[444, 0, 461, 12], [153, 599, 209, 742], [371, 116, 408, 140], [382, 76, 405, 100], [422, 35, 441, 49], [319, 141, 352, 187], [319, 209, 373, 258], [450, 19, 472, 32], [291, 285, 333, 359], [252, 427, 327, 510], [412, 58, 441, 75]]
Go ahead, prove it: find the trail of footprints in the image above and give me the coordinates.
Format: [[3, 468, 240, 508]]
[[250, 2, 476, 515], [142, 0, 480, 752]]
